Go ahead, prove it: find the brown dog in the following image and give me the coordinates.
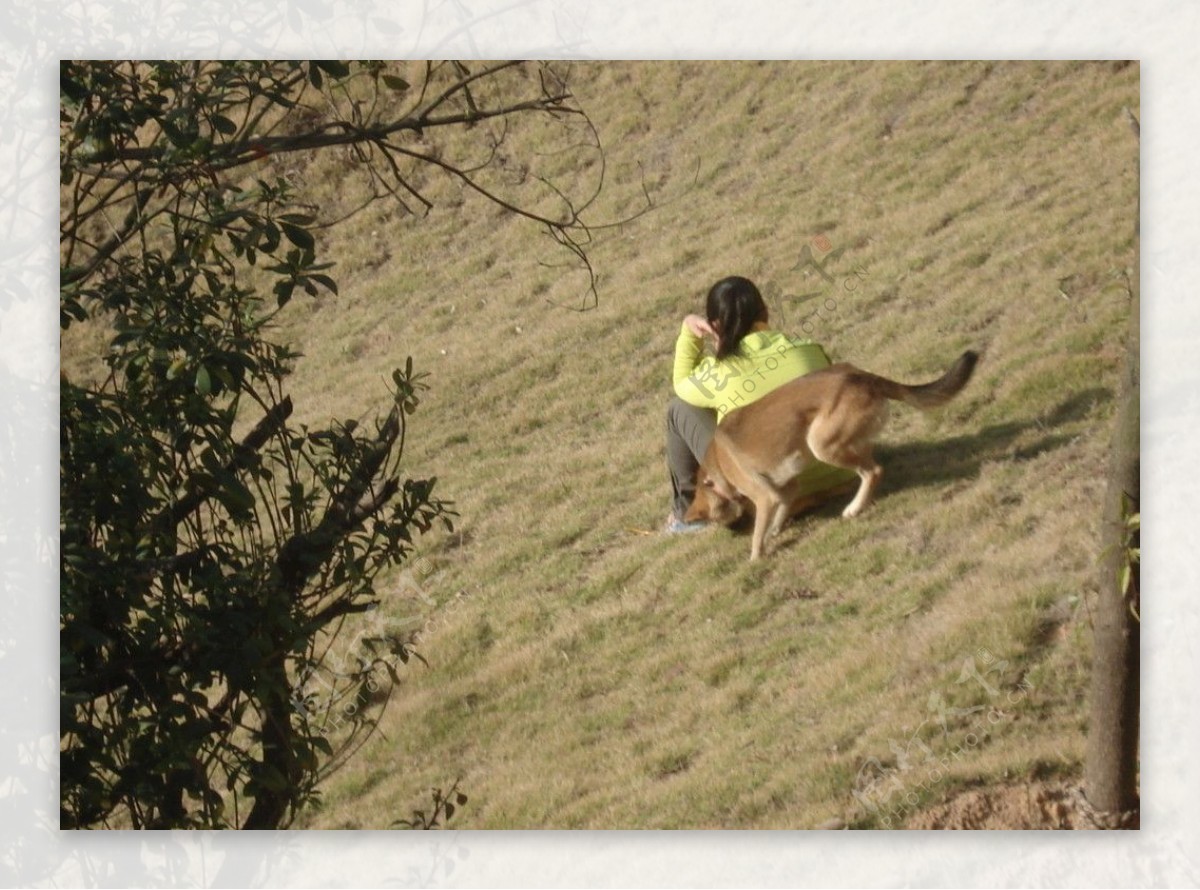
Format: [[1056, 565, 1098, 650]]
[[684, 351, 979, 559]]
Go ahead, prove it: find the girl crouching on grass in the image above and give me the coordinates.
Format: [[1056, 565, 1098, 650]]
[[665, 275, 855, 532]]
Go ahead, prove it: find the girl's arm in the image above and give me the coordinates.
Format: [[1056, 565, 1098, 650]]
[[673, 317, 722, 407]]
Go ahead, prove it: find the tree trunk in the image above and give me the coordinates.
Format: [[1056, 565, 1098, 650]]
[[1083, 110, 1140, 823], [242, 648, 298, 830]]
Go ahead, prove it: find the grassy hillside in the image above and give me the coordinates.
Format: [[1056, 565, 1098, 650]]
[[67, 60, 1140, 829]]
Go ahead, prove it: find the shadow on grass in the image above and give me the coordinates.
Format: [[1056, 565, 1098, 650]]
[[877, 385, 1111, 495]]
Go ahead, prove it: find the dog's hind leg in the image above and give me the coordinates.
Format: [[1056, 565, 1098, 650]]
[[839, 457, 883, 518], [807, 421, 884, 519]]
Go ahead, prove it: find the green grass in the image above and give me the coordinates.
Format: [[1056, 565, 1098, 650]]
[[61, 60, 1138, 829]]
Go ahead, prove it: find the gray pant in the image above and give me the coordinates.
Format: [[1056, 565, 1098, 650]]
[[666, 397, 717, 519]]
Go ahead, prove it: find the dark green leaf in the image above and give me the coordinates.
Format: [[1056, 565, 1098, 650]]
[[274, 280, 295, 308], [254, 221, 276, 254], [199, 445, 222, 473], [310, 735, 334, 756], [315, 60, 351, 78], [161, 117, 193, 149], [60, 65, 91, 105], [281, 223, 314, 251], [309, 273, 338, 295]]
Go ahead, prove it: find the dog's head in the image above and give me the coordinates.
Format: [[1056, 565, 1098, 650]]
[[684, 465, 746, 526]]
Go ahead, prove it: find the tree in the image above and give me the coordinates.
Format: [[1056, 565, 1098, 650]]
[[59, 60, 612, 829]]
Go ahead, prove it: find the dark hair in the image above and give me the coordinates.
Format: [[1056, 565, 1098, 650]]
[[706, 276, 769, 360]]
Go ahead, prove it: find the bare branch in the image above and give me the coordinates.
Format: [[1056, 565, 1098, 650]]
[[416, 60, 525, 122]]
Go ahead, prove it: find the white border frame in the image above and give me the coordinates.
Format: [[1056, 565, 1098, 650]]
[[4, 2, 1197, 886]]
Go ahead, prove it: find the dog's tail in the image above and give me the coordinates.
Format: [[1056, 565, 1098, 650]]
[[872, 350, 979, 410]]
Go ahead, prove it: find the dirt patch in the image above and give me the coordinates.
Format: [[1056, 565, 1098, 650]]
[[905, 781, 1139, 830]]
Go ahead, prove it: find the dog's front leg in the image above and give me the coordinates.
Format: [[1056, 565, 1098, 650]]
[[766, 499, 790, 539], [749, 494, 784, 560]]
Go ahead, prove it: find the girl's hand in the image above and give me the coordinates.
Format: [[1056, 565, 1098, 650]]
[[684, 313, 716, 339]]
